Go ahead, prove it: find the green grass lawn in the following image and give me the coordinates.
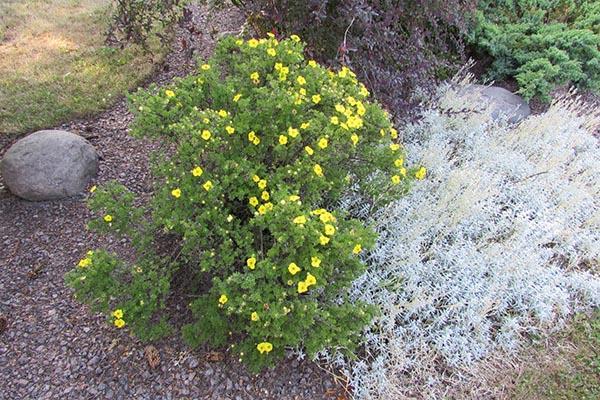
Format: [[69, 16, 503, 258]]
[[0, 0, 166, 136], [512, 311, 600, 400]]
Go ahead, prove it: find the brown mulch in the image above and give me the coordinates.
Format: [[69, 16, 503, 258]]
[[0, 4, 342, 400]]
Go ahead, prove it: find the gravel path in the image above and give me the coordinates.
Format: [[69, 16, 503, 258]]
[[0, 5, 342, 399]]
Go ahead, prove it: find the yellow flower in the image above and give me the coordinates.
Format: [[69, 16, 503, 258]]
[[299, 88, 307, 96], [267, 48, 276, 56], [248, 131, 257, 141], [347, 115, 363, 129], [351, 134, 359, 145], [252, 175, 260, 183], [203, 117, 210, 123], [308, 60, 317, 67], [258, 204, 267, 215], [338, 68, 348, 78], [258, 179, 267, 189], [256, 342, 273, 354], [233, 93, 242, 102], [288, 195, 300, 202], [400, 167, 407, 176], [89, 185, 97, 193], [226, 126, 235, 134], [296, 76, 306, 85], [251, 312, 260, 321], [78, 258, 91, 268], [319, 211, 334, 223], [247, 257, 257, 270], [287, 280, 293, 286], [394, 158, 404, 167], [335, 104, 346, 113], [274, 62, 283, 71], [249, 197, 259, 207], [264, 202, 273, 211], [192, 166, 203, 177], [390, 128, 398, 139], [297, 281, 308, 294], [359, 84, 369, 97], [279, 135, 288, 145], [318, 137, 328, 149], [346, 96, 357, 106], [288, 127, 299, 138], [353, 244, 362, 254], [218, 109, 228, 118], [112, 309, 124, 319], [305, 146, 314, 155], [248, 38, 259, 47], [288, 262, 301, 275], [300, 122, 310, 129], [293, 215, 307, 225], [219, 294, 228, 304], [165, 90, 175, 98], [114, 319, 125, 328], [324, 224, 336, 236], [415, 166, 427, 180], [250, 71, 260, 83], [203, 181, 213, 191], [313, 164, 324, 177], [290, 34, 301, 42], [103, 214, 113, 222], [311, 94, 321, 104], [305, 273, 317, 286], [201, 64, 211, 70], [311, 256, 321, 268], [356, 102, 366, 116], [330, 116, 339, 125], [319, 235, 330, 245], [261, 191, 270, 201], [236, 39, 243, 46], [391, 175, 401, 185], [390, 143, 400, 151], [253, 137, 261, 145], [201, 130, 211, 140]]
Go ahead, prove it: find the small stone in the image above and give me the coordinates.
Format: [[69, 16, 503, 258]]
[[459, 84, 531, 124], [187, 356, 199, 369]]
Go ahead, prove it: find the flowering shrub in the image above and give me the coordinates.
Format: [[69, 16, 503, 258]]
[[323, 79, 600, 399], [66, 35, 420, 371]]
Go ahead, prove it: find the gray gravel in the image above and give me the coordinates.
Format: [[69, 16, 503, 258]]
[[0, 4, 341, 399]]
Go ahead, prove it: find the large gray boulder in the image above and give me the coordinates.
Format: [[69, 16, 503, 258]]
[[461, 84, 531, 124], [1, 130, 98, 201]]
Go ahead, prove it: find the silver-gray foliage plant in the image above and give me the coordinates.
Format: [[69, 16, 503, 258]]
[[320, 79, 600, 399]]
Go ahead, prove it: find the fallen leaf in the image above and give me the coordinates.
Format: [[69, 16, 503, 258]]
[[0, 315, 7, 334], [204, 351, 224, 362], [144, 345, 161, 369]]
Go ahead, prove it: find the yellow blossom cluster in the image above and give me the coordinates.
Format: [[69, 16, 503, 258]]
[[248, 175, 273, 215], [297, 272, 317, 294], [77, 250, 94, 268], [256, 341, 273, 354], [112, 309, 125, 328]]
